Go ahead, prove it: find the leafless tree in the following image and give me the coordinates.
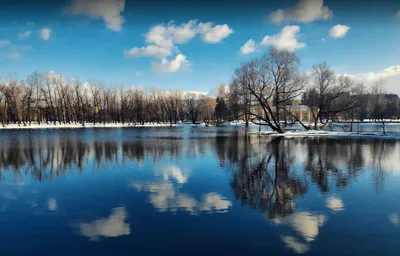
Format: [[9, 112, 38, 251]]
[[231, 48, 304, 133], [303, 62, 358, 130]]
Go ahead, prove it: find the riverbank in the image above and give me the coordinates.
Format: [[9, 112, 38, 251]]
[[0, 122, 178, 129], [248, 130, 400, 139]]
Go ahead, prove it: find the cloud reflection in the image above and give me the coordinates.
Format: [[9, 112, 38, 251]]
[[273, 211, 326, 254], [48, 198, 57, 211], [326, 196, 345, 212], [78, 207, 130, 241], [389, 213, 398, 226], [132, 164, 231, 214], [282, 236, 310, 254], [273, 212, 326, 242], [133, 181, 231, 214]]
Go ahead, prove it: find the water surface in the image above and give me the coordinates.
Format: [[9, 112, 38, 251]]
[[0, 127, 399, 255]]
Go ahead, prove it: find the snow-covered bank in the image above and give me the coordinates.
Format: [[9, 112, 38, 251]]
[[248, 130, 400, 139], [0, 122, 178, 130]]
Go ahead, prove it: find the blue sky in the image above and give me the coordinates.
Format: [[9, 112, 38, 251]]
[[0, 0, 400, 93]]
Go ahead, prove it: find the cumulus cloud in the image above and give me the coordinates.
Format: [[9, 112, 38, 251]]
[[270, 0, 332, 23], [126, 20, 233, 70], [329, 24, 350, 38], [7, 45, 23, 60], [197, 22, 233, 44], [240, 39, 256, 55], [64, 0, 125, 31], [146, 20, 198, 48], [137, 20, 232, 50], [343, 66, 400, 94], [0, 40, 11, 47], [282, 236, 310, 254], [260, 26, 306, 52], [152, 54, 188, 73], [79, 207, 130, 240], [326, 196, 344, 212], [40, 28, 51, 40], [124, 44, 174, 59], [18, 31, 31, 39], [48, 198, 57, 211]]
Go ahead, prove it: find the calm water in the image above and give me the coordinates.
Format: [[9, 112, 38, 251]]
[[0, 127, 399, 255]]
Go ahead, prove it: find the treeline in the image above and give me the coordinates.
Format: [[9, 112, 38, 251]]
[[1, 48, 399, 131], [0, 72, 216, 126], [223, 48, 400, 133]]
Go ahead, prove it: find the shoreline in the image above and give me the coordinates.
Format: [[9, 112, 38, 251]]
[[0, 122, 179, 130], [0, 120, 250, 130], [247, 130, 400, 139]]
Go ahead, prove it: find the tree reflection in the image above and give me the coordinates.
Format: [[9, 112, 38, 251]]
[[231, 137, 308, 218], [0, 131, 398, 194], [227, 136, 399, 219]]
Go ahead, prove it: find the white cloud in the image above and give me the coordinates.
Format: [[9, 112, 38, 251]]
[[273, 212, 326, 242], [65, 0, 125, 31], [326, 196, 344, 212], [240, 39, 256, 54], [126, 20, 233, 70], [8, 45, 22, 60], [395, 11, 400, 19], [270, 0, 332, 23], [389, 213, 399, 226], [152, 54, 188, 73], [79, 207, 130, 240], [18, 31, 31, 39], [145, 20, 198, 49], [143, 20, 232, 47], [260, 25, 306, 52], [282, 236, 310, 254], [329, 24, 350, 38], [0, 40, 11, 47], [343, 66, 400, 94], [48, 198, 57, 211], [198, 22, 233, 44], [124, 44, 173, 59], [40, 28, 51, 40]]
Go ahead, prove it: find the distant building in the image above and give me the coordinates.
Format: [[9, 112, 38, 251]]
[[289, 104, 314, 122]]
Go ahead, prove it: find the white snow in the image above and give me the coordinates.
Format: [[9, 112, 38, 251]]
[[248, 130, 400, 139], [0, 122, 177, 130]]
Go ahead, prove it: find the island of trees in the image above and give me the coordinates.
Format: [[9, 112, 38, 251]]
[[0, 48, 399, 133]]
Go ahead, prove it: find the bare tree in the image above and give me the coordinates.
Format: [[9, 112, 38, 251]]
[[303, 62, 358, 130], [371, 79, 387, 135], [232, 48, 304, 133]]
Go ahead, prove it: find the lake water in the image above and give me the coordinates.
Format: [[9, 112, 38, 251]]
[[0, 127, 399, 255]]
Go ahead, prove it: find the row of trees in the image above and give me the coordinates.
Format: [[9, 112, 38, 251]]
[[217, 48, 400, 133], [1, 48, 399, 131], [0, 72, 217, 127]]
